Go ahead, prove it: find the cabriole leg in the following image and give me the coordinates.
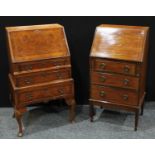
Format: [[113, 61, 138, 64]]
[[15, 110, 25, 137]]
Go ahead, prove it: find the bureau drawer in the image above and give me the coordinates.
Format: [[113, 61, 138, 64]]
[[14, 57, 70, 72], [91, 85, 138, 106], [93, 59, 137, 75], [14, 68, 71, 87], [91, 72, 139, 90], [17, 80, 73, 104]]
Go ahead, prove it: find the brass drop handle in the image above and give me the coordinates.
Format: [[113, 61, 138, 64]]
[[124, 65, 130, 73], [54, 62, 57, 65], [58, 89, 64, 95], [41, 72, 48, 77], [53, 61, 59, 66], [25, 93, 33, 100], [25, 65, 33, 70], [24, 79, 31, 84], [123, 94, 128, 100], [43, 89, 48, 93], [100, 91, 106, 97], [56, 72, 62, 79], [124, 79, 129, 85], [100, 76, 106, 82], [100, 63, 106, 69]]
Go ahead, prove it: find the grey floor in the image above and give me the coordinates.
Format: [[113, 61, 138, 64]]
[[0, 102, 155, 139]]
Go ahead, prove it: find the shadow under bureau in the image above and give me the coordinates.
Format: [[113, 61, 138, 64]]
[[89, 24, 149, 130], [6, 24, 76, 137]]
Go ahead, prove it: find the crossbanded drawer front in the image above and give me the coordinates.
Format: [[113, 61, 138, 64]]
[[93, 59, 137, 75], [91, 72, 139, 90], [91, 85, 138, 106], [14, 57, 70, 72], [15, 68, 71, 87], [17, 81, 73, 103]]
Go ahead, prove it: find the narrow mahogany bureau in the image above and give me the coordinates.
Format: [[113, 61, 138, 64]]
[[89, 24, 149, 130], [6, 24, 76, 136]]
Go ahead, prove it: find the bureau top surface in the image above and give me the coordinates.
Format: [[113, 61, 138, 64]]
[[6, 24, 70, 63], [90, 24, 149, 62]]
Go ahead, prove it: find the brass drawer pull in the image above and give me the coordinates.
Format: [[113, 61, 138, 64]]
[[100, 76, 106, 82], [58, 89, 64, 95], [53, 60, 64, 66], [25, 93, 33, 100], [43, 89, 48, 93], [41, 62, 47, 66], [41, 72, 48, 77], [124, 65, 130, 73], [24, 65, 33, 70], [100, 63, 106, 69], [56, 72, 62, 79], [123, 94, 128, 100], [53, 61, 59, 66], [124, 79, 129, 85], [100, 91, 106, 97], [24, 79, 31, 84]]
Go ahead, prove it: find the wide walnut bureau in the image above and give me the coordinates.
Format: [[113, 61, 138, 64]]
[[6, 24, 76, 137], [89, 24, 149, 130]]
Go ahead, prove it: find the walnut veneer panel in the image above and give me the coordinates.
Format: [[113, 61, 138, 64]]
[[6, 24, 69, 62], [91, 24, 148, 62]]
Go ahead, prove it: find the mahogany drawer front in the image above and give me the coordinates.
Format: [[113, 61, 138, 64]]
[[15, 68, 71, 87], [14, 57, 70, 72], [93, 59, 137, 75], [91, 72, 139, 90], [91, 85, 138, 106], [17, 81, 73, 103]]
